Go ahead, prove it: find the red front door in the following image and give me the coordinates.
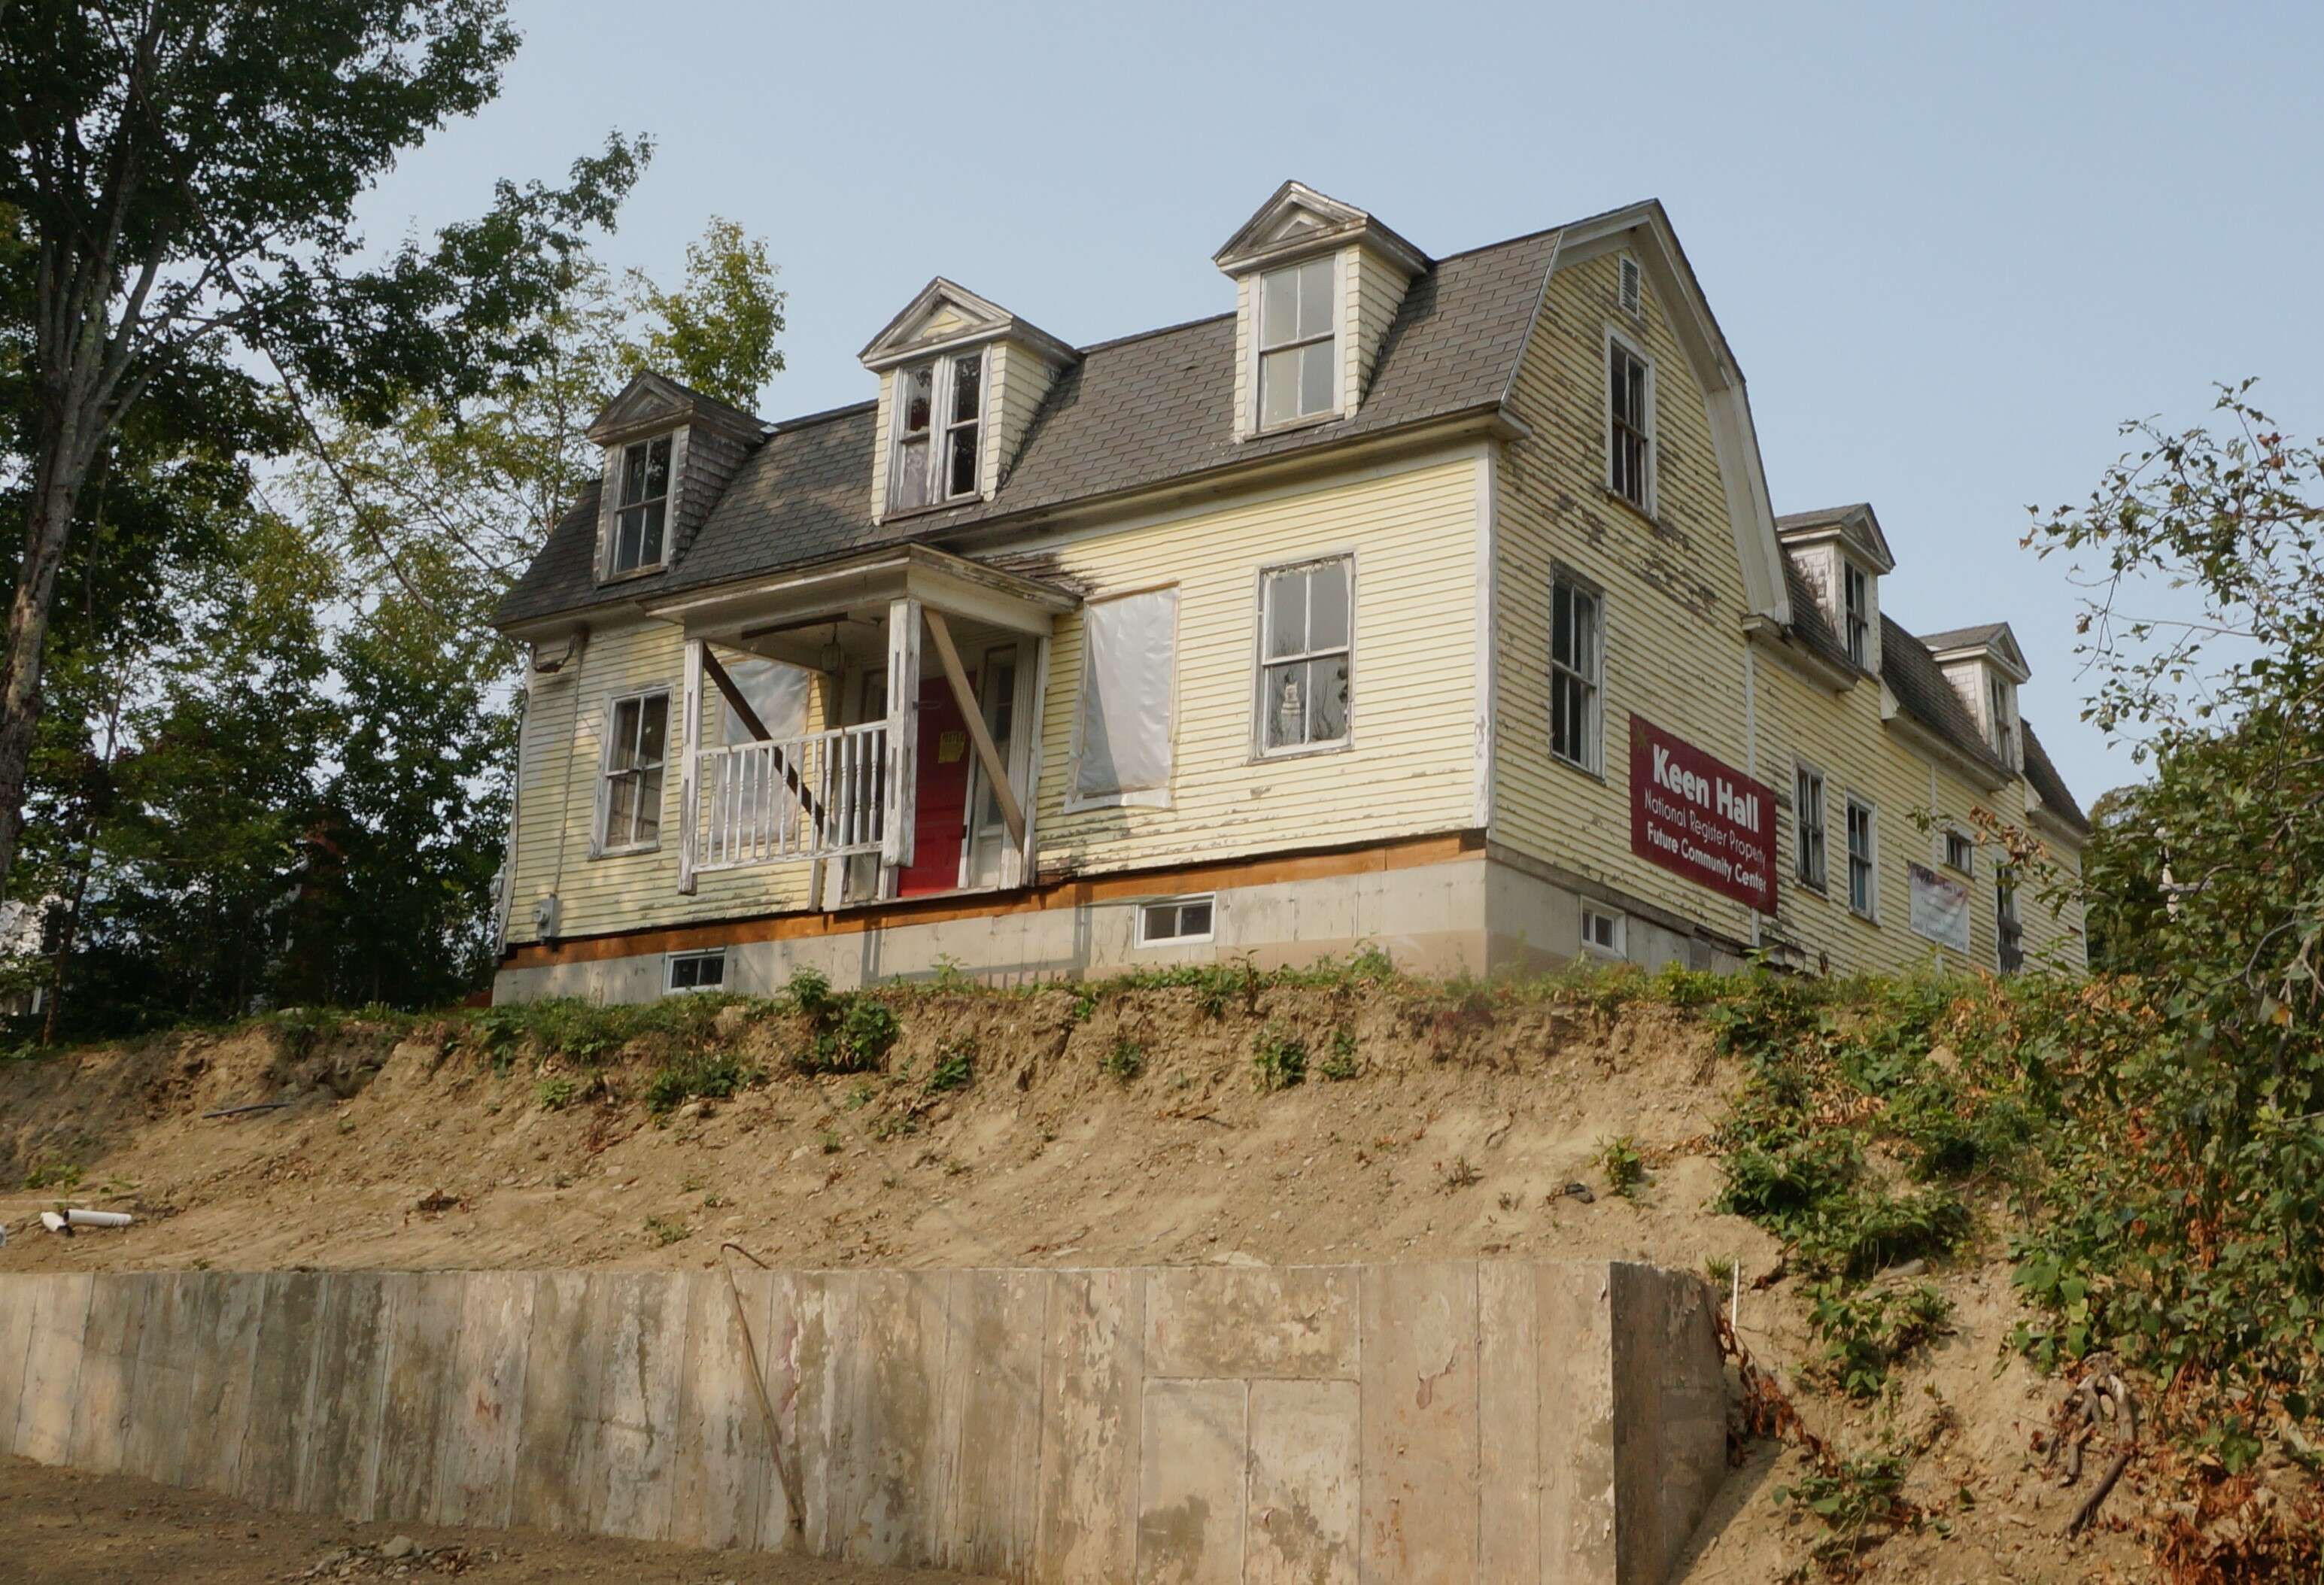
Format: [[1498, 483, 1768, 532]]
[[899, 673, 973, 897]]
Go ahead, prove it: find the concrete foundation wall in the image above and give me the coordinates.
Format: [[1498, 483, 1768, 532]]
[[0, 1260, 1724, 1583], [493, 852, 1751, 1006]]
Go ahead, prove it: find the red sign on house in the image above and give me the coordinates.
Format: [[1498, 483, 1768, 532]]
[[1627, 714, 1778, 914]]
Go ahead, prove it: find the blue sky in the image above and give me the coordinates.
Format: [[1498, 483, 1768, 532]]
[[362, 0, 2324, 805]]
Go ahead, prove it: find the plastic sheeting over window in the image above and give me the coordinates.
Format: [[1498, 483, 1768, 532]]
[[718, 656, 810, 744], [1073, 588, 1177, 803]]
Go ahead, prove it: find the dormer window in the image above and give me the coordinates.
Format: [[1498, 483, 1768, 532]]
[[1257, 257, 1337, 427], [610, 435, 672, 575], [1842, 560, 1871, 668], [889, 351, 983, 513], [1988, 673, 2016, 766]]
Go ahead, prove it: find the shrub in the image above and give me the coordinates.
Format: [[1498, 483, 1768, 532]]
[[925, 1040, 974, 1095], [1598, 1134, 1646, 1199], [23, 1161, 82, 1192], [1251, 1022, 1307, 1091], [645, 1052, 759, 1114], [1101, 1039, 1146, 1082], [1319, 1029, 1359, 1080], [1805, 1280, 1953, 1400], [536, 1076, 577, 1111]]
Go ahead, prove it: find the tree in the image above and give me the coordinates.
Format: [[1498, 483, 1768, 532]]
[[0, 0, 644, 897], [624, 215, 786, 411]]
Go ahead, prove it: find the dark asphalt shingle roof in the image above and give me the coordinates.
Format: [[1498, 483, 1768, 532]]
[[2022, 725, 2089, 833], [1917, 623, 2011, 653], [494, 227, 1562, 627]]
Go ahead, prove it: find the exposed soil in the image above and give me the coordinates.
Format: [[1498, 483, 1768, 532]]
[[0, 986, 2155, 1580], [0, 1454, 993, 1583]]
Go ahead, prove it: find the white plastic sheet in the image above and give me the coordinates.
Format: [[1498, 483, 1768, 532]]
[[1074, 589, 1177, 800], [1909, 862, 1971, 952], [718, 657, 809, 744]]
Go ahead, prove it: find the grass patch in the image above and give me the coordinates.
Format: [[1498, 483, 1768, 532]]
[[1101, 1039, 1146, 1082], [643, 1052, 760, 1115]]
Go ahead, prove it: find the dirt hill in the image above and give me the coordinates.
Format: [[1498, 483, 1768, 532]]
[[0, 969, 2154, 1581]]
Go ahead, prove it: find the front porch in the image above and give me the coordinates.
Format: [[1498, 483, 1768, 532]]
[[646, 547, 1079, 909]]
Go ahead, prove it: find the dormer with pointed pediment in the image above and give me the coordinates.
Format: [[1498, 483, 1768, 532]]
[[1923, 622, 2031, 773], [585, 372, 766, 583], [1214, 181, 1429, 441], [1776, 503, 1897, 674], [859, 278, 1077, 524]]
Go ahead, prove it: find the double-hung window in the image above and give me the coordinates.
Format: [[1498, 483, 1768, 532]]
[[1943, 828, 1975, 876], [1988, 675, 2016, 767], [1794, 764, 1827, 891], [1846, 796, 1878, 919], [1550, 572, 1603, 772], [1842, 562, 1871, 668], [609, 435, 672, 575], [1256, 257, 1337, 427], [889, 352, 983, 512], [1608, 337, 1653, 510], [1258, 556, 1352, 754], [600, 690, 670, 853], [1997, 872, 2024, 973]]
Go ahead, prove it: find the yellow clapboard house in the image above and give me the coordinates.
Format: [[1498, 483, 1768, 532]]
[[491, 184, 2088, 1002]]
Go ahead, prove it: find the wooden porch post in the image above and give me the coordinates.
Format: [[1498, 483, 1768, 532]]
[[923, 608, 1026, 852], [881, 598, 921, 878], [678, 637, 703, 895], [1015, 635, 1050, 888]]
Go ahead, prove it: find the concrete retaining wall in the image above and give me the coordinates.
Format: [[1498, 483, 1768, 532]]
[[0, 1260, 1725, 1583]]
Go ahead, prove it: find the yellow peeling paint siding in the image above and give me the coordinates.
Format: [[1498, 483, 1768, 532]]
[[1753, 657, 2088, 976], [1490, 251, 1762, 949], [1032, 454, 1482, 874], [982, 341, 1056, 497], [503, 619, 819, 946]]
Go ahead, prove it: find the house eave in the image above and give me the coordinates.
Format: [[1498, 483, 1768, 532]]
[[1742, 615, 1861, 694]]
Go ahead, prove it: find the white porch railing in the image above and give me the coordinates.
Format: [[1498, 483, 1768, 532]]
[[697, 721, 886, 872]]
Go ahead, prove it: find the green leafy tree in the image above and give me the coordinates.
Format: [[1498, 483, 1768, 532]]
[[2017, 383, 2324, 1457], [624, 215, 785, 411], [0, 0, 646, 897]]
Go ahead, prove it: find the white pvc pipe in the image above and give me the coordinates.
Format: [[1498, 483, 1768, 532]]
[[39, 1210, 66, 1234], [65, 1208, 132, 1228]]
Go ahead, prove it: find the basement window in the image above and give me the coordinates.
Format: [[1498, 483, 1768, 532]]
[[1256, 257, 1338, 427], [665, 949, 728, 994], [1580, 903, 1627, 959], [1136, 895, 1215, 947], [888, 351, 983, 512], [609, 434, 672, 575]]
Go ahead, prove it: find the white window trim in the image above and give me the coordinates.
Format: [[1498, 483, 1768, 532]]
[[1251, 552, 1357, 761], [1841, 560, 1872, 670], [600, 429, 682, 581], [1793, 758, 1829, 894], [664, 947, 728, 994], [1135, 894, 1217, 948], [886, 349, 989, 515], [1250, 253, 1344, 434], [1579, 900, 1627, 960], [1942, 824, 1976, 877], [594, 686, 671, 858], [1602, 324, 1657, 517], [1845, 793, 1879, 922], [1548, 566, 1605, 776], [1065, 582, 1180, 815]]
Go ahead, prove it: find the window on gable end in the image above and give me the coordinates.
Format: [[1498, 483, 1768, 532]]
[[1550, 572, 1603, 773], [888, 351, 984, 513], [609, 435, 672, 575], [1842, 560, 1871, 668], [1608, 336, 1653, 511], [1256, 257, 1337, 427]]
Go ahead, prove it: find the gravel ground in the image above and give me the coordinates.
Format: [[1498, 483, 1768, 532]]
[[0, 1456, 992, 1585]]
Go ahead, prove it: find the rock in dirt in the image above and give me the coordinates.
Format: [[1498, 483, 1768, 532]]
[[381, 1535, 415, 1559]]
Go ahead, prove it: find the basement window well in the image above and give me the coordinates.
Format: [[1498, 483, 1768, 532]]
[[1136, 895, 1215, 947], [665, 949, 727, 993]]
